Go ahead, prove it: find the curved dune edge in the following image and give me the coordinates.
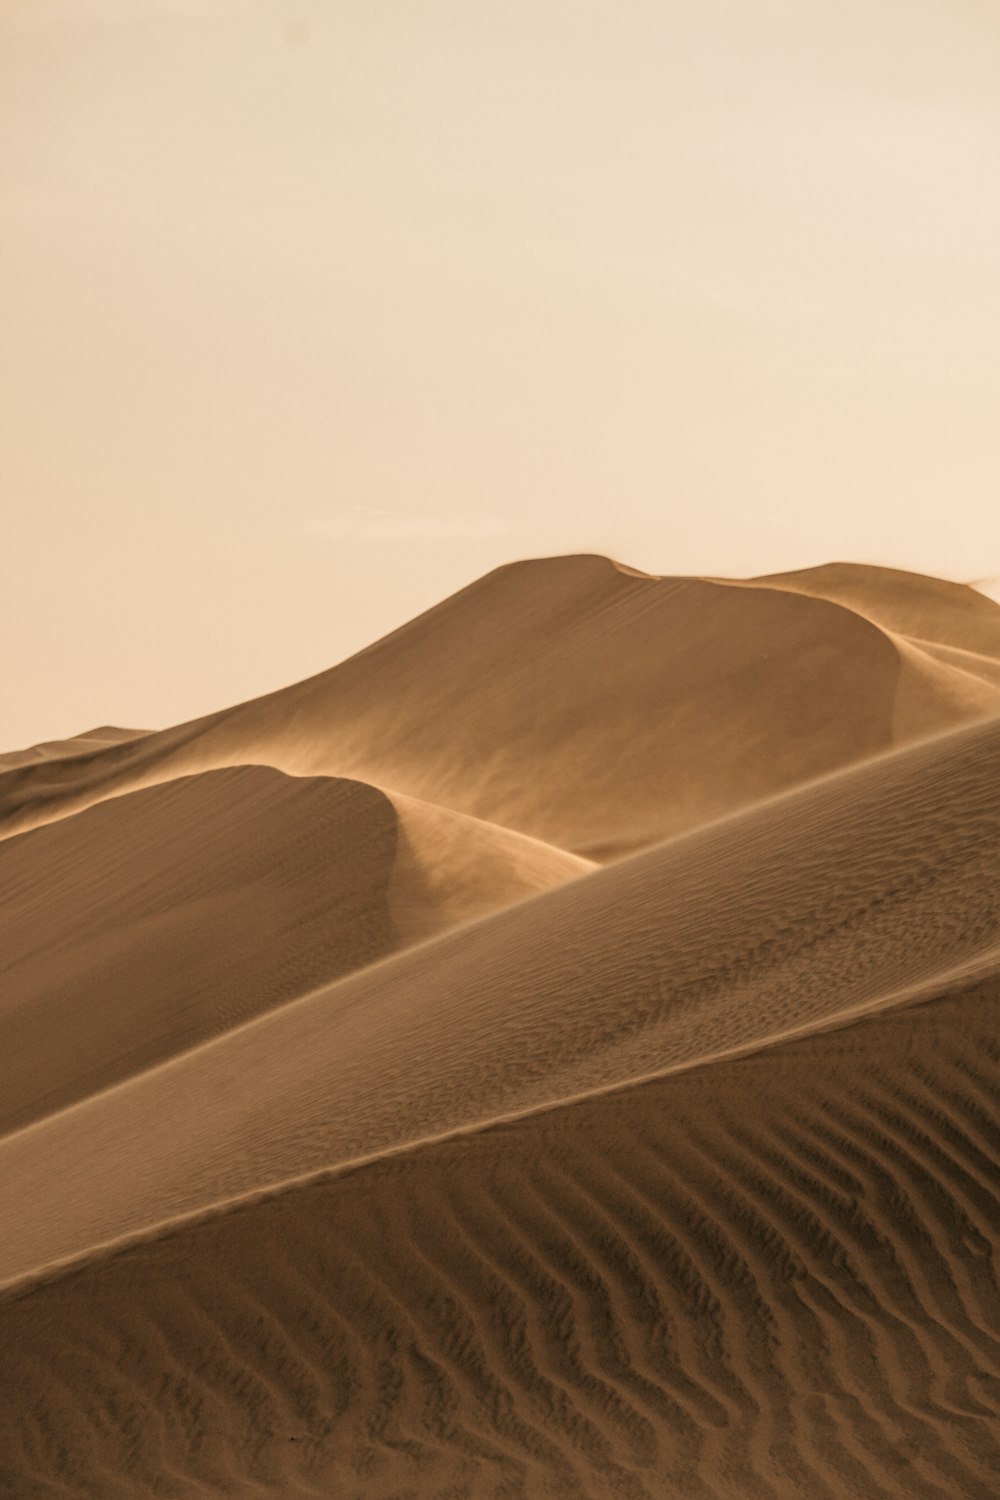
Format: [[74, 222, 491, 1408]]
[[712, 564, 1000, 732], [748, 559, 1000, 653], [2, 977, 999, 1498], [1, 711, 997, 1293], [0, 766, 592, 1135], [3, 557, 999, 857]]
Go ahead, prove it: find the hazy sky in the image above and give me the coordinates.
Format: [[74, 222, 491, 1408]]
[[3, 0, 999, 747]]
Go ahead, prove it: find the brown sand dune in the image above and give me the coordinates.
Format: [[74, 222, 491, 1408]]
[[3, 556, 1000, 1499], [1, 976, 998, 1499], [0, 724, 147, 771], [1, 709, 997, 1293], [0, 767, 398, 1136], [750, 560, 1000, 657], [719, 562, 1000, 731], [0, 766, 589, 1135], [0, 712, 999, 1495], [3, 557, 999, 857], [387, 792, 594, 947]]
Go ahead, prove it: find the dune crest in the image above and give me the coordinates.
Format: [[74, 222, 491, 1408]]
[[3, 556, 999, 858]]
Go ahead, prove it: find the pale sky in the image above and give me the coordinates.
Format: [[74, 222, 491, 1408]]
[[2, 0, 999, 748]]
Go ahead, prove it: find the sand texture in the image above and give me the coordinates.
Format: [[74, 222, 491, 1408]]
[[1, 556, 999, 1498]]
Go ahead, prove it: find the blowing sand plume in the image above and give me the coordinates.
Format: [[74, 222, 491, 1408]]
[[2, 555, 1000, 1498]]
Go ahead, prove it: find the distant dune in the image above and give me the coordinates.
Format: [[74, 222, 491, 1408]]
[[1, 556, 999, 1498], [0, 723, 147, 771], [4, 556, 999, 857]]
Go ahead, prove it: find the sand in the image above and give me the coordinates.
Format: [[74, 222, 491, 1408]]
[[0, 725, 147, 773], [5, 556, 1000, 857], [1, 556, 999, 1498], [0, 768, 589, 1136]]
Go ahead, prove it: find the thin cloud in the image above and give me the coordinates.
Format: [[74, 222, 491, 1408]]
[[307, 511, 508, 542]]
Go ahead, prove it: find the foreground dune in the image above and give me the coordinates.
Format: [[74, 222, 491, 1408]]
[[1, 556, 1000, 1498], [2, 976, 998, 1499]]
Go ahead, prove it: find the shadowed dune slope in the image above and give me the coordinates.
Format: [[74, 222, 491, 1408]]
[[1, 977, 999, 1497], [0, 767, 589, 1136], [0, 768, 399, 1135], [1, 712, 997, 1294], [3, 557, 1000, 857], [724, 562, 1000, 732], [755, 560, 1000, 657]]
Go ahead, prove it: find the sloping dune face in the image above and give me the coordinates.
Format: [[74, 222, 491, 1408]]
[[0, 768, 400, 1133], [2, 557, 1000, 1499], [0, 768, 589, 1135]]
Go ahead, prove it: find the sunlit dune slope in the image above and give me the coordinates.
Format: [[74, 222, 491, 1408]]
[[2, 975, 997, 1499], [0, 767, 589, 1134], [3, 556, 999, 857], [388, 792, 593, 946], [1, 711, 997, 1295]]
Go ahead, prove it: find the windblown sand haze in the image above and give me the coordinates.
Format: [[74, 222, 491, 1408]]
[[2, 555, 1000, 1499]]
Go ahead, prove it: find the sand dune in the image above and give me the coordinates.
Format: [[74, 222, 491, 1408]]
[[387, 792, 593, 946], [2, 555, 1000, 1498], [719, 562, 1000, 732], [3, 557, 998, 856], [0, 724, 147, 771], [0, 766, 588, 1134], [751, 560, 1000, 656], [2, 977, 998, 1498], [1, 707, 998, 1289]]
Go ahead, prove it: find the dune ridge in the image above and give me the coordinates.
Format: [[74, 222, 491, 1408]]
[[2, 555, 1000, 1498], [3, 558, 999, 857]]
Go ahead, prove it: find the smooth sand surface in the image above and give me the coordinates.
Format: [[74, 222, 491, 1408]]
[[1, 556, 1000, 1497]]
